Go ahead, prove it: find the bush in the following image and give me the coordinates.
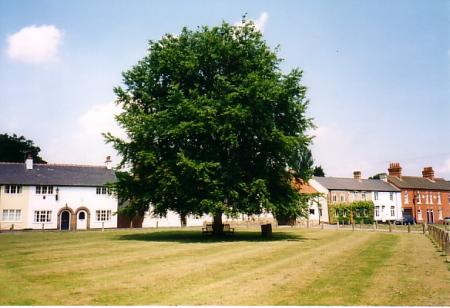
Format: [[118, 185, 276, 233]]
[[329, 201, 374, 224]]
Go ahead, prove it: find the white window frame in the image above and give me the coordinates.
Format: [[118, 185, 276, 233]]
[[375, 206, 380, 217], [389, 192, 393, 201], [96, 210, 111, 222], [34, 210, 52, 223], [417, 192, 421, 204], [390, 206, 395, 217], [404, 191, 408, 204], [374, 192, 378, 201], [340, 195, 344, 202], [36, 185, 54, 195], [332, 195, 337, 202], [5, 185, 22, 194], [2, 209, 22, 222], [437, 192, 441, 205]]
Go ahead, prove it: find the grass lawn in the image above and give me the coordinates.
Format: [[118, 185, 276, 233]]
[[0, 227, 449, 305]]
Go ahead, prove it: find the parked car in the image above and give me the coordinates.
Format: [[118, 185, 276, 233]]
[[444, 217, 450, 225], [402, 216, 415, 225]]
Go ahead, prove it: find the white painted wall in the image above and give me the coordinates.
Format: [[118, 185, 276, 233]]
[[27, 185, 117, 230], [141, 206, 209, 228], [373, 191, 402, 222], [308, 179, 330, 223]]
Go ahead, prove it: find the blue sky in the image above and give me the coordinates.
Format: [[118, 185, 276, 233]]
[[1, 0, 449, 179]]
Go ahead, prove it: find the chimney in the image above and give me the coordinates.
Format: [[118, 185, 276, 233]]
[[353, 171, 362, 181], [25, 153, 33, 170], [388, 162, 402, 178], [379, 173, 388, 182], [105, 156, 112, 170], [422, 167, 434, 181]]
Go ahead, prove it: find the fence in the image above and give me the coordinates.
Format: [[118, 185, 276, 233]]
[[427, 224, 450, 258]]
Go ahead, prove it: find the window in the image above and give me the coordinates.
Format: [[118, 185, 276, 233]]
[[34, 210, 52, 222], [374, 192, 379, 201], [79, 212, 86, 220], [404, 191, 408, 204], [417, 209, 422, 220], [36, 185, 53, 194], [425, 192, 429, 204], [355, 209, 360, 217], [309, 209, 315, 215], [416, 192, 421, 204], [353, 191, 357, 199], [363, 208, 368, 217], [335, 209, 339, 217], [438, 208, 443, 220], [2, 209, 21, 221], [5, 185, 22, 194], [332, 195, 337, 202], [96, 210, 111, 221], [362, 192, 366, 201], [375, 206, 380, 217], [96, 187, 108, 195], [340, 195, 344, 202], [390, 206, 395, 217], [437, 192, 441, 204], [343, 210, 347, 217], [319, 208, 323, 217], [389, 192, 393, 201]]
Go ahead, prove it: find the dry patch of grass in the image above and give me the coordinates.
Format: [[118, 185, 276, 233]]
[[0, 228, 448, 305]]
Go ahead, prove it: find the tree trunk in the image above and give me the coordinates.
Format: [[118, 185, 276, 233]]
[[212, 212, 224, 236]]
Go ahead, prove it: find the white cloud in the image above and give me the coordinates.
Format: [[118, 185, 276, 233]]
[[41, 102, 126, 167], [235, 11, 269, 33], [6, 25, 63, 64]]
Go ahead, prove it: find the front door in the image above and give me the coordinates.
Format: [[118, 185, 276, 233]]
[[61, 211, 70, 230], [426, 210, 434, 224], [77, 211, 87, 230]]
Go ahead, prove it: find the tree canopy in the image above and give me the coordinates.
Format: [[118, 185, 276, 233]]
[[313, 165, 325, 177], [0, 133, 46, 163], [106, 20, 314, 234]]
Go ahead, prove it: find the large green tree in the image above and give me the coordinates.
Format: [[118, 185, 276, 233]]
[[106, 20, 314, 234], [0, 133, 46, 163]]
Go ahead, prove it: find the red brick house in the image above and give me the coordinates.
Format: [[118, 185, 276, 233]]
[[387, 163, 450, 224]]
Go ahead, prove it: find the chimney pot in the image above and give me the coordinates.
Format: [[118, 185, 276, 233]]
[[388, 162, 402, 178], [422, 166, 434, 180], [105, 156, 112, 170], [25, 153, 33, 170], [353, 171, 362, 181]]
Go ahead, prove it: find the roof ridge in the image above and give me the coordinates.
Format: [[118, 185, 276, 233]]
[[315, 176, 384, 181], [36, 163, 107, 168]]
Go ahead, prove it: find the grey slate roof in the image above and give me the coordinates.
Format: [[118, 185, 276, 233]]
[[313, 176, 400, 192], [387, 175, 450, 191], [0, 162, 116, 187]]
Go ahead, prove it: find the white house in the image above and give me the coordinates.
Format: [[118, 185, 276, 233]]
[[0, 155, 118, 230], [310, 171, 402, 223]]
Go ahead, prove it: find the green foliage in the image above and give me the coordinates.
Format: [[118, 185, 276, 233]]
[[313, 165, 325, 177], [106, 19, 313, 224], [329, 201, 374, 224], [0, 133, 46, 163]]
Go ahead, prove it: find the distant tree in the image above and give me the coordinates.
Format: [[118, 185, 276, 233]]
[[106, 19, 314, 235], [313, 165, 325, 177], [369, 173, 383, 180], [0, 133, 46, 163]]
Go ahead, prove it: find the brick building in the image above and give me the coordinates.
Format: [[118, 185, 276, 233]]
[[387, 163, 450, 224]]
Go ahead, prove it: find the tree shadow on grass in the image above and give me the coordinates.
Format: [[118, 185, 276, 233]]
[[116, 230, 306, 243]]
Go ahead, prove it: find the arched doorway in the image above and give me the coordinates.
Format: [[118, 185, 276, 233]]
[[60, 211, 71, 230], [77, 210, 87, 230]]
